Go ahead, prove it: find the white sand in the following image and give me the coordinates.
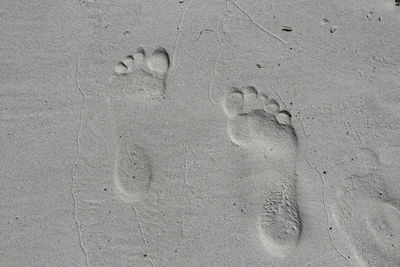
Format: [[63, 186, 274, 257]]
[[1, 0, 400, 266]]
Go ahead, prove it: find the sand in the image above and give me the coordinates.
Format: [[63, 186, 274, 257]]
[[1, 0, 400, 266]]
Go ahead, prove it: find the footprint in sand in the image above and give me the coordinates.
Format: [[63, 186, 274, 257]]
[[222, 86, 302, 257], [79, 42, 170, 203], [112, 47, 170, 101], [113, 140, 153, 203], [332, 170, 400, 266], [75, 40, 172, 265], [112, 47, 170, 203]]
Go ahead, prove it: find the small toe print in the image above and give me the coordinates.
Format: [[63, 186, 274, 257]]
[[115, 62, 130, 75], [122, 56, 134, 68], [243, 86, 258, 97], [265, 99, 280, 114], [134, 48, 145, 64], [276, 111, 291, 125], [260, 94, 269, 102]]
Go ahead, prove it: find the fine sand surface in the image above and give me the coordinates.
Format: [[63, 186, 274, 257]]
[[1, 0, 400, 266]]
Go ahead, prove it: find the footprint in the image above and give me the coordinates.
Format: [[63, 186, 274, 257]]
[[112, 47, 170, 100], [113, 136, 152, 203], [223, 86, 298, 160], [75, 40, 176, 265], [110, 47, 170, 203], [222, 86, 302, 257], [332, 172, 400, 266]]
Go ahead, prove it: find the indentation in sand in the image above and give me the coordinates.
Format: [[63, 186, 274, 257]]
[[333, 172, 400, 266], [113, 47, 170, 100], [222, 86, 301, 257], [113, 139, 152, 203]]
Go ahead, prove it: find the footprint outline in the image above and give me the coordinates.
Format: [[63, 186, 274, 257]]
[[222, 86, 302, 258]]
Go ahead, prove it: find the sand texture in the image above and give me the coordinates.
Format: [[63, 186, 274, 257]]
[[1, 0, 400, 266]]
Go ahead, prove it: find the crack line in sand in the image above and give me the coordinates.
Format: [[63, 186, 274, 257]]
[[207, 0, 228, 106], [196, 28, 214, 40], [298, 120, 349, 263], [207, 47, 222, 106], [72, 49, 90, 267], [160, 144, 191, 267], [228, 0, 287, 46], [132, 205, 155, 267], [269, 64, 349, 263], [181, 144, 191, 245], [289, 68, 350, 264], [208, 0, 286, 106], [171, 0, 193, 69], [183, 144, 190, 189]]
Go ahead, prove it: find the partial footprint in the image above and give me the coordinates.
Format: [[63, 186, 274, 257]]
[[113, 135, 152, 203], [223, 86, 298, 160], [257, 180, 302, 258], [222, 86, 302, 257], [113, 47, 170, 100], [332, 172, 400, 266]]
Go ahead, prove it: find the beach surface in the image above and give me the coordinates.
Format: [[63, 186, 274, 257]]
[[1, 0, 400, 266]]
